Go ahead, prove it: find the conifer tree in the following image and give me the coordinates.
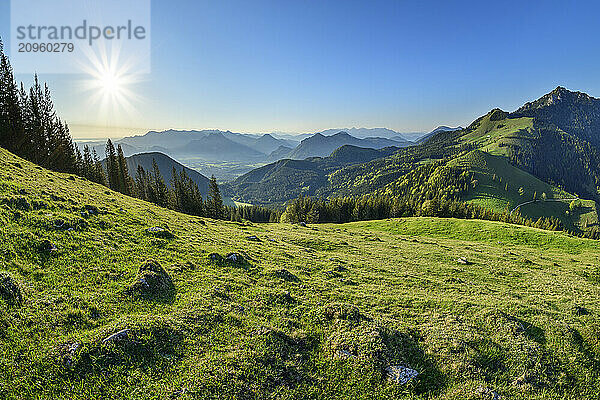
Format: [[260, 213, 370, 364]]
[[150, 159, 169, 207], [116, 144, 133, 195], [105, 139, 119, 190], [206, 175, 224, 219], [92, 149, 108, 185]]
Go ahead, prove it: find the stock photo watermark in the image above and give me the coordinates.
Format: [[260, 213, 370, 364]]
[[10, 0, 151, 74]]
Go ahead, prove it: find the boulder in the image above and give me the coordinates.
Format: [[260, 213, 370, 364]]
[[128, 260, 174, 297], [146, 226, 175, 239], [274, 269, 299, 282], [385, 365, 418, 384], [457, 257, 471, 265], [0, 272, 22, 305], [102, 328, 131, 344], [208, 253, 224, 263]]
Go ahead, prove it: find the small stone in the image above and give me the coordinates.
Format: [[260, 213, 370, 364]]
[[84, 205, 100, 215], [54, 219, 70, 230], [457, 257, 471, 265], [336, 349, 357, 359], [573, 305, 590, 316], [274, 269, 299, 282], [0, 272, 22, 305], [226, 253, 243, 263], [298, 222, 307, 227], [147, 226, 175, 239], [40, 240, 58, 253], [385, 365, 418, 384], [102, 328, 131, 344], [476, 386, 501, 400], [208, 253, 224, 263]]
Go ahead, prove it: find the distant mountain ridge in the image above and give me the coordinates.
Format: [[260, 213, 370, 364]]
[[316, 127, 411, 141], [174, 132, 265, 160], [78, 127, 417, 167], [286, 131, 409, 160], [116, 129, 298, 161], [417, 126, 464, 144], [104, 152, 211, 197]]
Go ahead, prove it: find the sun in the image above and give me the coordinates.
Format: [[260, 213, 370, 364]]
[[76, 41, 147, 125], [98, 69, 123, 96]]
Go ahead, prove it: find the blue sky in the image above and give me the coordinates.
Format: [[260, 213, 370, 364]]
[[1, 0, 600, 138]]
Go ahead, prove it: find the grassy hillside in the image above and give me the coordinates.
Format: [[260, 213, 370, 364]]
[[1, 147, 600, 399], [448, 150, 599, 231]]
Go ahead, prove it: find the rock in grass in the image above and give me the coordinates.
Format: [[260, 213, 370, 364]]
[[457, 257, 471, 265], [208, 253, 224, 264], [102, 328, 131, 344], [247, 235, 261, 242], [146, 226, 175, 239], [53, 219, 70, 230], [39, 239, 58, 253], [226, 253, 244, 263], [60, 342, 80, 367], [573, 305, 590, 316], [83, 204, 100, 215], [1, 196, 31, 211], [128, 260, 174, 297], [335, 349, 357, 360], [385, 365, 418, 384], [323, 303, 363, 322], [274, 269, 299, 282], [0, 272, 22, 306], [475, 386, 501, 400]]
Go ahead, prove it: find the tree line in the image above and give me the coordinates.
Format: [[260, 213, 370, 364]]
[[281, 159, 564, 233], [0, 40, 79, 174]]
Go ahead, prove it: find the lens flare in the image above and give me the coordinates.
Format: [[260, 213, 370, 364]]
[[77, 40, 148, 126]]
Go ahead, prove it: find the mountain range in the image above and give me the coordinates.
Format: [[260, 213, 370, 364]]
[[225, 86, 600, 234], [281, 132, 410, 160], [78, 128, 414, 166]]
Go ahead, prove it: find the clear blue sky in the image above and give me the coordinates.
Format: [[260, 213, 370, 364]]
[[1, 0, 600, 138]]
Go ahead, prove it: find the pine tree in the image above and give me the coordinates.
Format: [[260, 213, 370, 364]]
[[82, 145, 94, 179], [105, 139, 119, 190], [150, 159, 169, 207], [0, 39, 25, 154], [92, 149, 108, 185], [135, 165, 150, 201], [206, 175, 224, 219], [116, 144, 133, 195]]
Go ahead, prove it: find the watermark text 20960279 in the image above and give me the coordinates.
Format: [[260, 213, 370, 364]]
[[18, 42, 75, 53], [10, 0, 151, 74]]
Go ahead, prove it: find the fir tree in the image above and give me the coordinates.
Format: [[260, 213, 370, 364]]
[[105, 139, 119, 191], [116, 144, 133, 195], [206, 175, 224, 219]]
